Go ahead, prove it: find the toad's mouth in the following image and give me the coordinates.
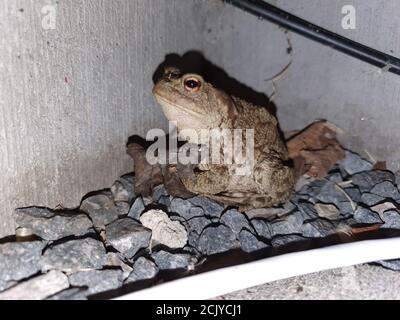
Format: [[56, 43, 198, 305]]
[[154, 94, 203, 120]]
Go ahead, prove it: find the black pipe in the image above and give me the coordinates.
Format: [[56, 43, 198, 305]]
[[223, 0, 400, 75]]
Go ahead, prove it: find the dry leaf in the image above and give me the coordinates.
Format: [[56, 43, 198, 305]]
[[351, 224, 381, 234], [286, 120, 345, 179], [127, 142, 193, 198], [127, 143, 163, 196], [373, 161, 387, 170]]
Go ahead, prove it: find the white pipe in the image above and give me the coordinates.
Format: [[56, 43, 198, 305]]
[[115, 237, 400, 300]]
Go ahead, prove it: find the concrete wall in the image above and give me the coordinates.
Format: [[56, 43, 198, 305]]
[[1, 0, 400, 238]]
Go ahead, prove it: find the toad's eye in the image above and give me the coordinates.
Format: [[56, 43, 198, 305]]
[[183, 77, 201, 92]]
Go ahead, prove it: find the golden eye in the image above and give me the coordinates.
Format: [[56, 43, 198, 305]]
[[183, 77, 201, 92]]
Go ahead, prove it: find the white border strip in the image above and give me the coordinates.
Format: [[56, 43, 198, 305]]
[[115, 237, 400, 300]]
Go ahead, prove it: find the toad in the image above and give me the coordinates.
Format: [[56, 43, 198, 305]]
[[152, 67, 294, 210]]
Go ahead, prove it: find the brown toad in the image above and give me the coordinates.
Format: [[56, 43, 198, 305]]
[[152, 68, 294, 210]]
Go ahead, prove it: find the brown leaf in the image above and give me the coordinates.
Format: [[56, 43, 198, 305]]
[[127, 142, 193, 198], [286, 120, 345, 179], [373, 161, 387, 171], [351, 224, 381, 234], [127, 143, 163, 196]]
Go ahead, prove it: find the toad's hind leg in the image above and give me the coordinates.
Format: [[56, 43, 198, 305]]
[[179, 166, 230, 195], [253, 152, 295, 203]]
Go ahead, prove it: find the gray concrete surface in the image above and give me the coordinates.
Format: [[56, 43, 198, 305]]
[[0, 0, 223, 237], [216, 264, 400, 300], [1, 0, 400, 240]]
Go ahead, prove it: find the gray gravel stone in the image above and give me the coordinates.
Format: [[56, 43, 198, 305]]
[[158, 195, 171, 207], [327, 172, 343, 183], [374, 259, 400, 271], [250, 219, 273, 239], [170, 197, 195, 220], [188, 230, 202, 248], [290, 193, 312, 204], [245, 207, 277, 220], [140, 209, 187, 249], [142, 196, 153, 206], [125, 257, 159, 283], [211, 216, 220, 223], [302, 219, 337, 238], [297, 179, 327, 197], [105, 252, 133, 280], [370, 181, 400, 201], [189, 206, 205, 218], [0, 270, 69, 300], [353, 207, 383, 224], [337, 150, 373, 175], [197, 224, 237, 255], [343, 187, 362, 202], [336, 201, 355, 216], [351, 170, 396, 192], [381, 210, 400, 229], [315, 181, 349, 205], [270, 211, 304, 236], [128, 197, 146, 220], [115, 201, 130, 216], [297, 202, 319, 220], [188, 196, 224, 217], [40, 238, 107, 272], [151, 250, 193, 270], [360, 193, 385, 206], [15, 207, 93, 241], [271, 234, 308, 247], [105, 218, 151, 259], [239, 229, 269, 253], [152, 184, 168, 202], [69, 269, 123, 295], [111, 174, 135, 203], [80, 193, 119, 229], [220, 209, 252, 235], [47, 287, 88, 300], [182, 245, 202, 257], [0, 241, 45, 286], [396, 173, 400, 188], [281, 201, 298, 216], [187, 216, 213, 235], [170, 214, 188, 224], [245, 205, 294, 220]]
